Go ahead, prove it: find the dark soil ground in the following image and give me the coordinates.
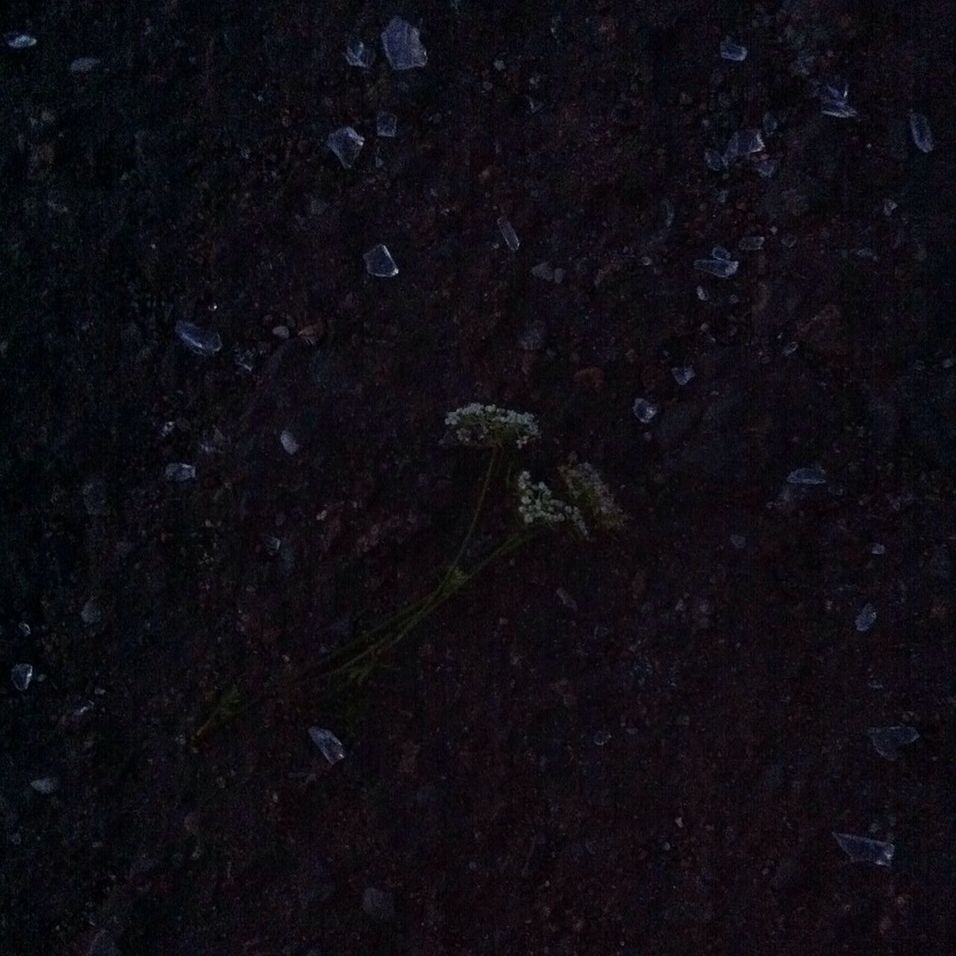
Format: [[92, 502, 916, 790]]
[[2, 1, 955, 953]]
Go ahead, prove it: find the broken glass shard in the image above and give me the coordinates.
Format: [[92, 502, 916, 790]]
[[723, 129, 765, 164], [69, 57, 100, 74], [820, 82, 857, 118], [175, 321, 222, 355], [81, 598, 102, 625], [309, 726, 346, 764], [381, 17, 427, 70], [632, 397, 659, 423], [164, 463, 196, 482], [754, 158, 779, 178], [11, 663, 33, 692], [376, 111, 397, 137], [719, 37, 748, 62], [786, 465, 827, 486], [711, 245, 732, 261], [30, 776, 60, 795], [671, 366, 696, 386], [345, 38, 374, 68], [908, 111, 934, 153], [738, 236, 765, 251], [327, 126, 364, 169], [497, 216, 520, 251], [5, 32, 37, 49], [762, 111, 780, 136], [704, 148, 726, 172], [695, 257, 738, 278], [832, 832, 894, 866], [280, 430, 300, 455], [855, 603, 877, 633], [867, 725, 918, 760], [364, 244, 398, 278], [593, 730, 612, 746]]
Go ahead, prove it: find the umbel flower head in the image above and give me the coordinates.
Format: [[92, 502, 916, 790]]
[[444, 403, 540, 449], [515, 471, 588, 538], [559, 460, 627, 532]]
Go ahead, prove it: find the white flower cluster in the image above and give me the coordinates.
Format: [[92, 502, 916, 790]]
[[444, 403, 540, 449], [559, 460, 627, 531], [515, 471, 588, 538]]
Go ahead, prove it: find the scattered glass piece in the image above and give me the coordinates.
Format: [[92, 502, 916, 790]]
[[820, 82, 857, 118], [754, 158, 779, 178], [308, 726, 346, 764], [280, 430, 300, 455], [738, 236, 765, 251], [908, 111, 934, 154], [724, 129, 765, 164], [18, 622, 31, 637], [5, 32, 37, 50], [363, 244, 398, 278], [326, 126, 364, 169], [855, 603, 877, 633], [762, 111, 780, 136], [30, 777, 60, 795], [871, 543, 886, 555], [11, 664, 33, 692], [376, 111, 397, 137], [632, 397, 659, 423], [711, 245, 732, 261], [694, 257, 738, 278], [867, 725, 919, 760], [69, 57, 100, 74], [704, 148, 726, 172], [671, 366, 696, 386], [832, 832, 894, 866], [719, 37, 748, 62], [497, 216, 520, 251], [593, 730, 612, 746], [696, 285, 708, 301], [175, 320, 222, 355], [786, 465, 827, 486], [882, 198, 898, 216], [344, 38, 374, 68], [164, 463, 196, 482], [381, 17, 427, 70], [531, 261, 555, 281]]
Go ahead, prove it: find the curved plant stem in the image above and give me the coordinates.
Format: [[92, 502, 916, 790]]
[[194, 449, 510, 742]]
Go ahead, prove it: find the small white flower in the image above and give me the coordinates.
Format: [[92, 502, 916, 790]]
[[444, 403, 540, 449], [515, 471, 588, 538], [559, 460, 626, 532]]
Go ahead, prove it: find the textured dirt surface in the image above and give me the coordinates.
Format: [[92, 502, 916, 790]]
[[1, 1, 955, 953]]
